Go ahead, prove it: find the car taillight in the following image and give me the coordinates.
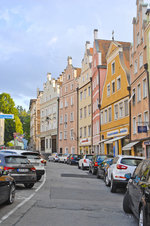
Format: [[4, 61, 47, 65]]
[[71, 157, 74, 160], [84, 159, 87, 163], [94, 162, 98, 167], [30, 167, 36, 172], [117, 164, 128, 170], [41, 160, 46, 164], [4, 166, 15, 171]]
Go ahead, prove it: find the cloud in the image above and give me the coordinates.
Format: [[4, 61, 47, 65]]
[[47, 36, 58, 46]]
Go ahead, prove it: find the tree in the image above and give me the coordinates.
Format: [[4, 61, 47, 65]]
[[0, 93, 23, 144], [17, 106, 30, 143]]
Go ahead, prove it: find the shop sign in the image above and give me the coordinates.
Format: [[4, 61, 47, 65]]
[[107, 128, 128, 138], [144, 141, 150, 145], [138, 126, 147, 133]]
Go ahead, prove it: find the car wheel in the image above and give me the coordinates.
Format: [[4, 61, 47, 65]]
[[37, 175, 42, 181], [70, 161, 72, 165], [123, 191, 132, 213], [110, 178, 117, 193], [78, 164, 80, 169], [7, 183, 15, 204], [139, 206, 146, 226], [82, 164, 84, 170], [24, 183, 35, 189], [97, 170, 100, 179], [105, 175, 110, 186], [92, 168, 96, 175]]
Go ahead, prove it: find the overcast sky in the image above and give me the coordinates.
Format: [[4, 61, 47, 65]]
[[0, 0, 149, 110]]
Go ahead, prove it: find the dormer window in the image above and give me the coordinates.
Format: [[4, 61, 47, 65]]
[[111, 62, 115, 75]]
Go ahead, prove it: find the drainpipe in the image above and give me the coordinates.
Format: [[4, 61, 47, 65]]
[[57, 97, 59, 153], [90, 77, 93, 154], [127, 86, 131, 142], [77, 87, 79, 154], [97, 66, 101, 154]]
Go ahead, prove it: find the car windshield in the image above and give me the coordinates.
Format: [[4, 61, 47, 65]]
[[5, 156, 29, 164], [86, 155, 93, 160], [121, 158, 143, 166], [21, 152, 40, 159], [97, 156, 106, 160]]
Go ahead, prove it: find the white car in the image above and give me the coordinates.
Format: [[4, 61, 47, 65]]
[[48, 153, 58, 162], [78, 155, 93, 170], [105, 155, 144, 193], [58, 154, 69, 163]]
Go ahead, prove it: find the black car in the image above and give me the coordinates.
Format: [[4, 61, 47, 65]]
[[97, 157, 114, 179], [0, 169, 15, 205], [0, 153, 37, 188], [123, 159, 150, 225], [89, 154, 113, 175], [68, 154, 82, 165]]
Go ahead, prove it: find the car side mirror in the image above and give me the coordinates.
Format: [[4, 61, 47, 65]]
[[125, 173, 132, 180]]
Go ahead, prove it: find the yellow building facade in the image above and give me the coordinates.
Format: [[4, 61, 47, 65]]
[[78, 42, 93, 154], [100, 41, 131, 156]]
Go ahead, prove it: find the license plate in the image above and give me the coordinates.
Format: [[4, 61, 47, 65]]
[[17, 169, 29, 172]]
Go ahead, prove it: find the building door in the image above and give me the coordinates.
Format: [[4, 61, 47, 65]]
[[146, 145, 150, 158], [41, 138, 45, 151], [52, 135, 56, 153]]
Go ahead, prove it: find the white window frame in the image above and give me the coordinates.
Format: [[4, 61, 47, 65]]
[[144, 111, 149, 130], [59, 132, 62, 140], [119, 102, 123, 118], [108, 107, 112, 122], [111, 61, 115, 75], [133, 117, 136, 134], [104, 109, 107, 123], [137, 83, 141, 102], [117, 76, 121, 90], [107, 83, 110, 96], [112, 80, 115, 94], [143, 78, 147, 99], [114, 104, 118, 120]]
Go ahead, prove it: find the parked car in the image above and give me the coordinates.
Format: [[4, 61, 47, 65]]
[[0, 152, 37, 188], [89, 154, 113, 175], [97, 157, 114, 179], [105, 155, 144, 193], [78, 155, 93, 170], [48, 153, 58, 162], [123, 159, 150, 225], [0, 168, 15, 205], [58, 153, 69, 163], [67, 154, 82, 165]]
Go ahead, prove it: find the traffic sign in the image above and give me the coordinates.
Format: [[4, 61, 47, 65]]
[[0, 114, 14, 119]]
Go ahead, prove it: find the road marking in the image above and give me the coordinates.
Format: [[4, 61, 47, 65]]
[[0, 172, 46, 224]]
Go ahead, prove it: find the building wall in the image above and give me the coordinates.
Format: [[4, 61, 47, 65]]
[[59, 57, 80, 154], [0, 113, 4, 146]]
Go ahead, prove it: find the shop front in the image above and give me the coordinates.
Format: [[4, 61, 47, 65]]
[[79, 138, 91, 155]]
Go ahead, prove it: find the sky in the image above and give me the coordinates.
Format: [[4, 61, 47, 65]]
[[0, 0, 150, 110]]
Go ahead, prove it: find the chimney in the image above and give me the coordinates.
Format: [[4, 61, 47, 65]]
[[68, 56, 72, 65], [85, 41, 90, 50], [94, 29, 98, 40], [47, 73, 51, 81]]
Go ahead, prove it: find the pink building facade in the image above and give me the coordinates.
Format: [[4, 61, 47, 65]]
[[92, 29, 111, 154], [58, 57, 81, 154]]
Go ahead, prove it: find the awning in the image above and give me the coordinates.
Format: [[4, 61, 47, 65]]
[[99, 139, 110, 144], [122, 141, 140, 151], [104, 136, 126, 144]]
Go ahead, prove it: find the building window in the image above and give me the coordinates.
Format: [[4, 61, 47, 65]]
[[119, 102, 123, 118], [137, 32, 140, 46], [64, 131, 67, 140], [117, 76, 121, 90], [84, 107, 87, 118], [46, 139, 48, 149], [65, 99, 68, 107], [80, 92, 83, 101], [134, 60, 138, 74], [107, 83, 110, 96], [112, 62, 115, 74], [70, 129, 74, 140], [84, 127, 87, 137], [108, 107, 112, 122], [60, 115, 63, 124], [112, 80, 115, 93], [84, 89, 87, 99], [137, 83, 141, 102], [68, 74, 70, 80], [139, 53, 143, 68], [137, 114, 142, 126], [88, 86, 91, 96], [124, 100, 129, 116], [114, 104, 118, 120], [96, 121, 99, 134], [143, 78, 147, 98], [80, 127, 82, 138], [70, 83, 73, 90], [105, 109, 107, 123], [144, 111, 149, 130], [80, 108, 82, 119], [65, 147, 68, 154], [65, 86, 68, 93], [71, 147, 75, 154], [70, 112, 74, 121], [132, 88, 136, 105], [71, 96, 73, 106], [133, 117, 136, 134], [59, 132, 62, 140], [88, 105, 91, 116], [88, 125, 91, 137]]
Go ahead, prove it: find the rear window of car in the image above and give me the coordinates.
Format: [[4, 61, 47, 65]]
[[121, 158, 143, 166], [21, 153, 40, 159], [86, 155, 93, 160], [97, 156, 106, 161], [5, 156, 29, 164]]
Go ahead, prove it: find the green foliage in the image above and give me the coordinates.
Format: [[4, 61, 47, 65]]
[[7, 142, 13, 147], [0, 93, 23, 144]]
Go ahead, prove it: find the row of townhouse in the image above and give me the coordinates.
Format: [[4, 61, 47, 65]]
[[30, 0, 150, 158]]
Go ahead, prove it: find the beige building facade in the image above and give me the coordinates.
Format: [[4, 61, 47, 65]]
[[78, 42, 93, 154], [40, 73, 61, 153]]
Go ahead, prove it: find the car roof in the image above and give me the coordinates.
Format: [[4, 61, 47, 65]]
[[0, 152, 27, 158], [117, 155, 145, 159]]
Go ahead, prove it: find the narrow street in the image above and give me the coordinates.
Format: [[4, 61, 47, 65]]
[[1, 162, 138, 226]]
